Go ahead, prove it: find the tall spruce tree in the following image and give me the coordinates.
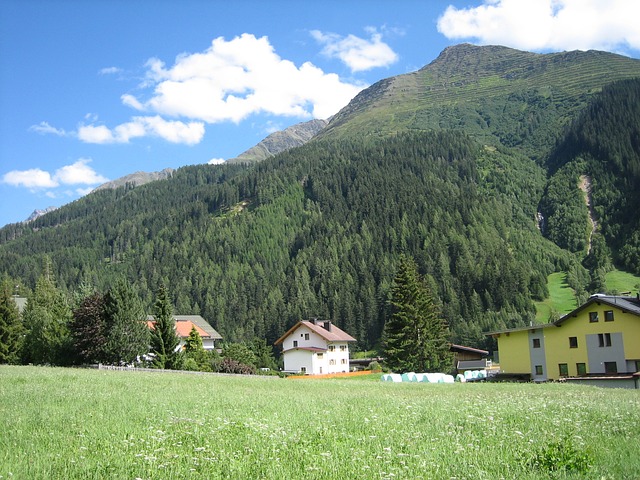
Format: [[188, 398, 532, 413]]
[[0, 279, 24, 364], [383, 256, 453, 373], [21, 262, 74, 366], [70, 291, 108, 364], [103, 277, 150, 365], [150, 283, 181, 369]]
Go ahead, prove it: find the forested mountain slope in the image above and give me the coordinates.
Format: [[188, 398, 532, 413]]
[[1, 45, 639, 351]]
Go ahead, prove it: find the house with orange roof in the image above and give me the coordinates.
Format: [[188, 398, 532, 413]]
[[274, 319, 357, 374], [147, 314, 222, 351]]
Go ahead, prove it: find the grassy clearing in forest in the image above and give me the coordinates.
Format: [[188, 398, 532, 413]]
[[1, 366, 639, 479], [535, 272, 577, 323]]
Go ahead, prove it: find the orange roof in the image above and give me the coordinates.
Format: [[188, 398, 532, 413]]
[[147, 319, 210, 339]]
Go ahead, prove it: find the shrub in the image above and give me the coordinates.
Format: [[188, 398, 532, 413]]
[[528, 436, 592, 475]]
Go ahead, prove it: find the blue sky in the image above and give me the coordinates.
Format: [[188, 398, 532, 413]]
[[1, 0, 639, 227]]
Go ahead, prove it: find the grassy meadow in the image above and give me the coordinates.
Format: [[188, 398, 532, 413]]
[[535, 272, 577, 323], [1, 366, 639, 479]]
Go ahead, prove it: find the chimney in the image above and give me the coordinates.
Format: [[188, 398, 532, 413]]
[[323, 321, 332, 331], [311, 317, 319, 325]]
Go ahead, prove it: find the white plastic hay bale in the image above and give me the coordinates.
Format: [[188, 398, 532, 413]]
[[455, 374, 466, 383], [464, 370, 474, 380], [401, 372, 417, 382], [425, 373, 444, 383], [388, 373, 402, 382], [442, 374, 455, 383], [478, 369, 487, 378], [381, 374, 390, 381], [414, 373, 427, 382]]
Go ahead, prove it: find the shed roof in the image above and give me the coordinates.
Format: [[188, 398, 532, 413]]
[[146, 315, 222, 340]]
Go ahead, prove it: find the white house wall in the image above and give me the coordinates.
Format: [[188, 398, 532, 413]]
[[281, 325, 352, 374]]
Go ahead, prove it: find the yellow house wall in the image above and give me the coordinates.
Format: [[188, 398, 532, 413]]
[[544, 304, 640, 379], [497, 330, 531, 374]]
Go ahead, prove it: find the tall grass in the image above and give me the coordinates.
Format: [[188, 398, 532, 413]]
[[1, 366, 639, 479]]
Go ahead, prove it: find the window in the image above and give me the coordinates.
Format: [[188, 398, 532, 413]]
[[589, 311, 599, 322], [328, 345, 335, 352], [604, 362, 617, 374], [535, 365, 543, 375], [300, 366, 306, 373], [319, 367, 323, 374], [576, 363, 587, 376], [341, 359, 346, 364], [604, 310, 614, 322], [558, 363, 568, 376], [293, 340, 298, 348], [329, 359, 336, 365], [317, 353, 323, 359], [598, 333, 612, 347], [304, 333, 310, 340], [339, 345, 346, 352], [532, 338, 541, 348], [569, 337, 578, 348]]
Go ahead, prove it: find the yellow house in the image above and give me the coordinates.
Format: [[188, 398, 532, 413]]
[[487, 294, 640, 381]]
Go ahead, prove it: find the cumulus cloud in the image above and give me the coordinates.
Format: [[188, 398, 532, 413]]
[[29, 121, 67, 136], [437, 0, 640, 53], [2, 158, 108, 190], [78, 116, 205, 145], [208, 158, 226, 165], [124, 33, 365, 125], [2, 168, 58, 188], [311, 28, 399, 72]]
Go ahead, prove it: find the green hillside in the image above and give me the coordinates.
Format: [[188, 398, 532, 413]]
[[1, 44, 640, 352]]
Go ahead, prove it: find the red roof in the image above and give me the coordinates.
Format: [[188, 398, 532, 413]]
[[274, 320, 356, 345]]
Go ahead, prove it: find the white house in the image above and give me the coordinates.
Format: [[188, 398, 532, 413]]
[[274, 319, 357, 374], [147, 315, 222, 351]]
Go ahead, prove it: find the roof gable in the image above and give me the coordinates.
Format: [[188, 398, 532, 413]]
[[146, 314, 222, 340], [556, 294, 640, 326], [275, 320, 356, 345], [486, 294, 640, 335]]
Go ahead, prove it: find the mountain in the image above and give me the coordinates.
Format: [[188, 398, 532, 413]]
[[94, 168, 175, 191], [25, 206, 58, 223], [226, 118, 328, 163], [1, 44, 640, 351]]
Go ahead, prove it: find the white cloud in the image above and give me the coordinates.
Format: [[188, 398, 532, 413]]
[[311, 28, 399, 72], [29, 121, 67, 136], [437, 0, 640, 53], [124, 33, 365, 125], [2, 168, 58, 188], [2, 158, 108, 190], [99, 66, 122, 75], [78, 116, 205, 145], [54, 158, 108, 185], [208, 158, 226, 165]]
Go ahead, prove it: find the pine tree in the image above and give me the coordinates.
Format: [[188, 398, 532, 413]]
[[21, 262, 74, 366], [150, 283, 181, 369], [70, 291, 108, 364], [0, 279, 24, 364], [184, 325, 209, 371], [383, 256, 453, 373], [103, 277, 150, 365]]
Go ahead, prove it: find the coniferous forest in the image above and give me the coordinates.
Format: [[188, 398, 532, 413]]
[[1, 45, 640, 357]]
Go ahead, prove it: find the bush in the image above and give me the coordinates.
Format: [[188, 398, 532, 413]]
[[528, 436, 592, 475], [215, 357, 256, 375]]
